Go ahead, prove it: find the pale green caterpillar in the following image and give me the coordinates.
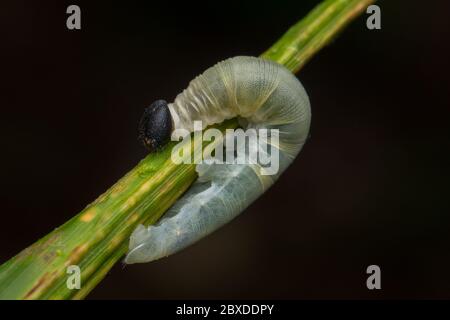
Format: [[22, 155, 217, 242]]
[[125, 56, 311, 264]]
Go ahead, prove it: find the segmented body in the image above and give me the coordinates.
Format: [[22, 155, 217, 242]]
[[125, 56, 311, 264]]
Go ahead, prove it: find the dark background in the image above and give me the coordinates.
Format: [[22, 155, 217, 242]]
[[1, 0, 449, 299]]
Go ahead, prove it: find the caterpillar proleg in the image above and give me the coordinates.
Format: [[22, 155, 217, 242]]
[[125, 56, 311, 264]]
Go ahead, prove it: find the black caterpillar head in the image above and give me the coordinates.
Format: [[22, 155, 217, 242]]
[[138, 99, 173, 152]]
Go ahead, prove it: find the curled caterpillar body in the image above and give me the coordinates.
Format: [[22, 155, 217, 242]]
[[125, 56, 311, 264]]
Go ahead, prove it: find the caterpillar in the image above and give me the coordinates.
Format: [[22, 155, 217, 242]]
[[125, 56, 311, 264]]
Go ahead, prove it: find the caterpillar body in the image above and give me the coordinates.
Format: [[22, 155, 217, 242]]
[[125, 56, 311, 264]]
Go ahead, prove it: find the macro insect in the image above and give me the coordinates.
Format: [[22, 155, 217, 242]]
[[125, 56, 311, 264]]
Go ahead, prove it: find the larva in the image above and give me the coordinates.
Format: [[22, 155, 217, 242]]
[[125, 56, 311, 264]]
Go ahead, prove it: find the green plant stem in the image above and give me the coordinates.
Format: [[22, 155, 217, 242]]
[[0, 119, 238, 300], [0, 0, 374, 300], [262, 0, 374, 73]]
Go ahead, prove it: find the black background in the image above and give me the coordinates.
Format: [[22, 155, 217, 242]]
[[1, 0, 450, 299]]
